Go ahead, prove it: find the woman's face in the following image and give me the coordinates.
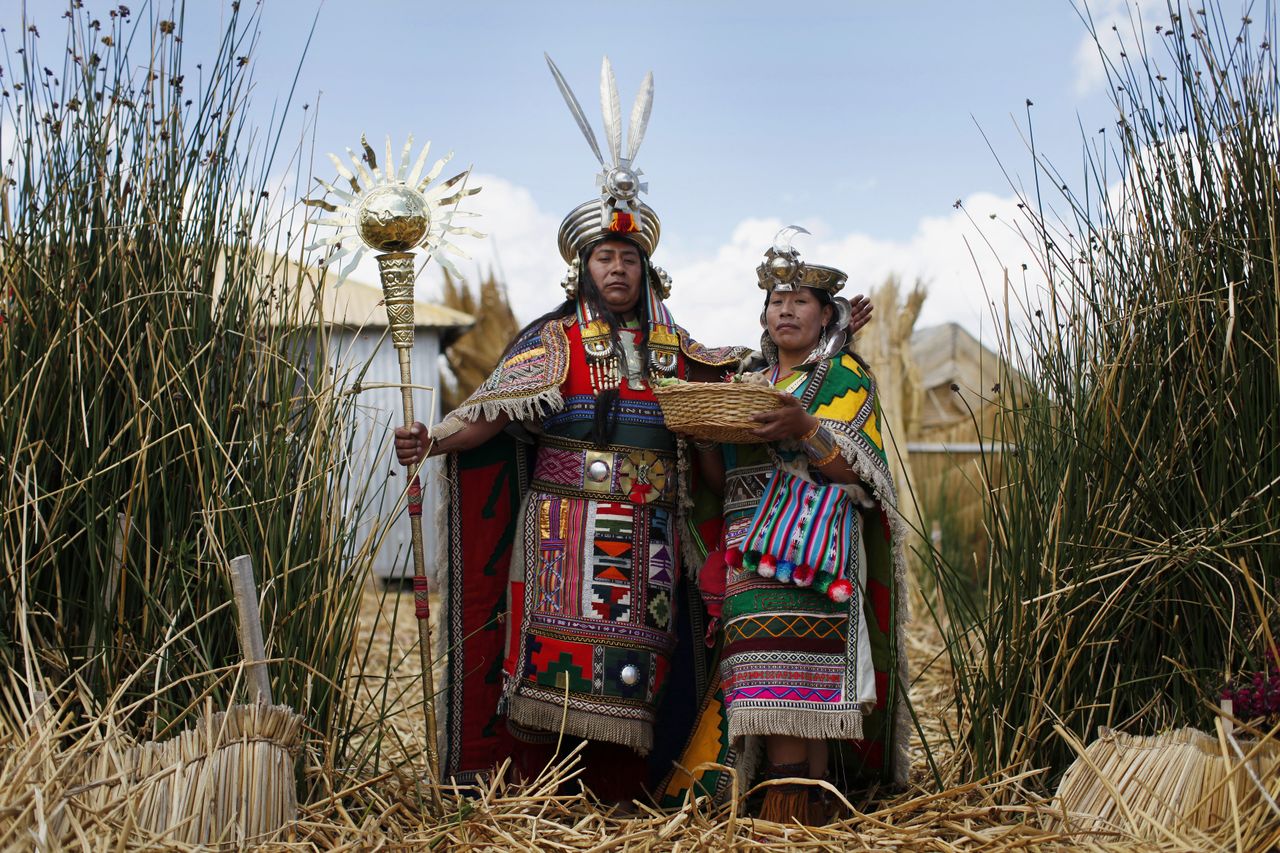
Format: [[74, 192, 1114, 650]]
[[765, 288, 833, 355]]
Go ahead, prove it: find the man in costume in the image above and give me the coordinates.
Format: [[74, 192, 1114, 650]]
[[394, 57, 754, 802], [394, 59, 875, 804]]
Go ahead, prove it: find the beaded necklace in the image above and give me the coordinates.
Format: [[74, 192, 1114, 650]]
[[574, 272, 680, 394]]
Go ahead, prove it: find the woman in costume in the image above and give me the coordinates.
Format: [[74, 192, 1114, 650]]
[[689, 228, 909, 823]]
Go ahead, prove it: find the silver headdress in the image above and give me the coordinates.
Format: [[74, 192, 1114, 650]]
[[546, 55, 662, 268], [758, 226, 853, 364], [757, 225, 848, 295]]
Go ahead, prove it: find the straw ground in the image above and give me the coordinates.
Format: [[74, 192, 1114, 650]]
[[4, 0, 1279, 849]]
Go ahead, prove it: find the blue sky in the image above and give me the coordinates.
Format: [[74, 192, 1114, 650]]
[[12, 0, 1167, 343]]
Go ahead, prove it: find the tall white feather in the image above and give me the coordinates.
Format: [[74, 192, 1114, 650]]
[[600, 56, 623, 167], [545, 54, 606, 167], [626, 71, 654, 163]]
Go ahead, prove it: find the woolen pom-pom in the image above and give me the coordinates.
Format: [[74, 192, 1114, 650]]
[[793, 562, 816, 587], [813, 572, 835, 594], [757, 553, 777, 579], [827, 578, 854, 604], [743, 549, 762, 571], [725, 546, 743, 569], [775, 560, 795, 584]]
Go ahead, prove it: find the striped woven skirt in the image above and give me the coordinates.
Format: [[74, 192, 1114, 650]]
[[718, 467, 877, 741]]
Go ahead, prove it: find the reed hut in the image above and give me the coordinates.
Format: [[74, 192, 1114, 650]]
[[910, 322, 1005, 440], [906, 322, 1012, 572]]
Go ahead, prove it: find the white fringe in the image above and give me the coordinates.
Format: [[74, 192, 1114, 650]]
[[448, 386, 565, 427], [506, 693, 652, 755], [727, 707, 865, 742]]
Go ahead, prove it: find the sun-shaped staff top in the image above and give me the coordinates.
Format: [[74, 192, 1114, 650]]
[[303, 135, 482, 283]]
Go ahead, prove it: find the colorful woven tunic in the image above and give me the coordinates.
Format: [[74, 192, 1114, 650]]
[[435, 306, 744, 783], [720, 352, 908, 781], [502, 320, 684, 752]]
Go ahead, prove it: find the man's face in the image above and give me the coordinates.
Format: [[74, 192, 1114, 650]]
[[587, 239, 644, 315]]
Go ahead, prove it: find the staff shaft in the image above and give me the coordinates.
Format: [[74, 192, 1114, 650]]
[[377, 251, 443, 809]]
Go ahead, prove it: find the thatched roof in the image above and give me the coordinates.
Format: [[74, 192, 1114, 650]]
[[910, 323, 1011, 434]]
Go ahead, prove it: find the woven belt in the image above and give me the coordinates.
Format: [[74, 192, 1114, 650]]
[[724, 463, 773, 514], [533, 435, 677, 506]]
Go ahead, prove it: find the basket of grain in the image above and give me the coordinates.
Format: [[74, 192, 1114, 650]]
[[652, 378, 786, 444]]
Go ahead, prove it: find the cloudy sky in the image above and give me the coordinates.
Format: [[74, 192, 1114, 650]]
[[13, 0, 1176, 346]]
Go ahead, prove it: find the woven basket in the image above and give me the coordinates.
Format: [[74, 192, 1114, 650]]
[[653, 382, 786, 444]]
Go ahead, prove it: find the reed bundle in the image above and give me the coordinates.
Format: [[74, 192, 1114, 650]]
[[1051, 725, 1280, 845], [79, 703, 303, 847]]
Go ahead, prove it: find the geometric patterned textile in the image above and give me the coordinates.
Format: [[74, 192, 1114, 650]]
[[505, 476, 681, 754], [719, 551, 868, 741], [715, 352, 908, 785], [495, 317, 728, 757], [439, 290, 751, 781], [723, 613, 845, 644], [738, 469, 858, 581]]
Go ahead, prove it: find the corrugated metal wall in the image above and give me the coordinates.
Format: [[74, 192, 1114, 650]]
[[330, 326, 444, 580]]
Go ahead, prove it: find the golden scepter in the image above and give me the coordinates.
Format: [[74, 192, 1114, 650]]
[[304, 136, 480, 799]]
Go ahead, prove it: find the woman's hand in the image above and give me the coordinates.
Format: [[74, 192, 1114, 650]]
[[847, 294, 873, 337], [394, 422, 430, 466], [750, 394, 819, 441]]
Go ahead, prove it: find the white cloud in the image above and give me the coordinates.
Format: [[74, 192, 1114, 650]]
[[662, 194, 1040, 351], [352, 174, 1046, 354], [425, 172, 565, 321], [1071, 0, 1167, 95]]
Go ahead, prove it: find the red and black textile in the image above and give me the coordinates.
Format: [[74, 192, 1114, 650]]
[[440, 432, 533, 783]]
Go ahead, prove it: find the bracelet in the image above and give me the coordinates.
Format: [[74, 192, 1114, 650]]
[[691, 438, 717, 451], [809, 445, 842, 467], [799, 419, 821, 442], [802, 423, 841, 466]]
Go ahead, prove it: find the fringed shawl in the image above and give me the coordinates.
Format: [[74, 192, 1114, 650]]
[[435, 316, 745, 438]]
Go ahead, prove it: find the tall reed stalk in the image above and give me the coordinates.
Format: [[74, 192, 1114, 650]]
[[0, 1, 396, 786], [931, 0, 1280, 782]]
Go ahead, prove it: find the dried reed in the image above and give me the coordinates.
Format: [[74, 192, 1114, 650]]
[[79, 702, 302, 847], [1050, 723, 1280, 845], [5, 1, 1280, 849], [924, 0, 1280, 799]]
